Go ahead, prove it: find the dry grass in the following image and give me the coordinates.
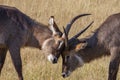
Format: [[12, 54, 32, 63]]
[[0, 0, 120, 80]]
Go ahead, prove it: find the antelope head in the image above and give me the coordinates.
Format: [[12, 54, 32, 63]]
[[61, 14, 94, 78], [42, 16, 65, 63]]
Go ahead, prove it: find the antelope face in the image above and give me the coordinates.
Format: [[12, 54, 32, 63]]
[[62, 50, 84, 78], [42, 16, 64, 64], [59, 14, 93, 77], [42, 36, 64, 64], [61, 39, 90, 78]]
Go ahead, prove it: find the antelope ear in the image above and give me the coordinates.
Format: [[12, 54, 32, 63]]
[[75, 42, 87, 51], [48, 16, 62, 37]]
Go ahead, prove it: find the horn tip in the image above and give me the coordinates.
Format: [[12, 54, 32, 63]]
[[50, 16, 54, 19], [86, 14, 92, 15]]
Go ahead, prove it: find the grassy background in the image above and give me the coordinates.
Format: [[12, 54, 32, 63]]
[[0, 0, 120, 80]]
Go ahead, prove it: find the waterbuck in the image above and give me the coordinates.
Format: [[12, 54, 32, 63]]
[[0, 5, 92, 80], [61, 13, 120, 80], [0, 5, 66, 80]]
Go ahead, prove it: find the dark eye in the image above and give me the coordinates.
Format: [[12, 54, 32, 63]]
[[65, 55, 70, 63], [66, 55, 70, 60]]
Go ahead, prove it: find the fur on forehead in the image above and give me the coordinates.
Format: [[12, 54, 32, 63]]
[[52, 34, 65, 44], [52, 32, 62, 37], [63, 49, 76, 57]]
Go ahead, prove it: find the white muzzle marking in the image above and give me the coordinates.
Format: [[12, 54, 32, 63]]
[[62, 71, 71, 78], [47, 54, 55, 63], [62, 72, 67, 78]]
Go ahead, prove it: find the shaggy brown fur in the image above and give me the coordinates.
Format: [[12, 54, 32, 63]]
[[0, 5, 63, 80], [62, 13, 120, 80]]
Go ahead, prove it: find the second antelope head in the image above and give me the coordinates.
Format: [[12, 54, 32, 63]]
[[60, 14, 93, 78]]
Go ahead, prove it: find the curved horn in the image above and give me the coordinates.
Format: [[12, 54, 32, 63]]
[[72, 21, 94, 38], [63, 27, 69, 49], [57, 26, 69, 50], [65, 14, 91, 36]]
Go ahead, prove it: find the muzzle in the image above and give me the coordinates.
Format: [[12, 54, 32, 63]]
[[62, 71, 71, 78], [47, 54, 58, 64]]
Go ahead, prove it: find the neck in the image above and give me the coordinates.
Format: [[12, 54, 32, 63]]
[[25, 21, 52, 49], [78, 32, 109, 63]]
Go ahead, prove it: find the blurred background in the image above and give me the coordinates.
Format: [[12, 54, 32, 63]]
[[0, 0, 120, 80]]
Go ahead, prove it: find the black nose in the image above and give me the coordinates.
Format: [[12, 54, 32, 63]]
[[52, 58, 57, 64], [62, 73, 66, 78]]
